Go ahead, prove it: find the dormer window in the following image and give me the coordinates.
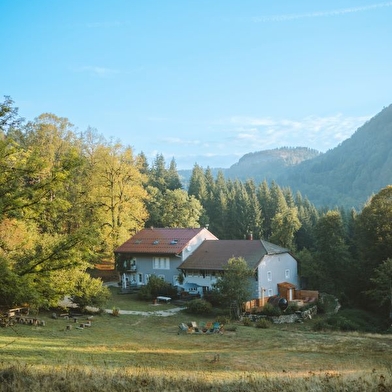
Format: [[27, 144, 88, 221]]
[[170, 239, 179, 245], [153, 240, 159, 245]]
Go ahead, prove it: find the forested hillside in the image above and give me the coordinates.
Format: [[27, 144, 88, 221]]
[[225, 147, 320, 183], [279, 104, 392, 208], [182, 104, 392, 209]]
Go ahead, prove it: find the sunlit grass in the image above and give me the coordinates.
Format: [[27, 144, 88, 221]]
[[1, 304, 392, 391], [104, 286, 178, 312]]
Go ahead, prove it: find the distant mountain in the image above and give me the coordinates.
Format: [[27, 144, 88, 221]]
[[278, 104, 392, 209], [226, 147, 321, 183], [179, 104, 392, 209], [178, 147, 318, 189]]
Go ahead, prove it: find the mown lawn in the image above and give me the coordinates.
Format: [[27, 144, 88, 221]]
[[1, 293, 392, 391], [104, 286, 179, 312]]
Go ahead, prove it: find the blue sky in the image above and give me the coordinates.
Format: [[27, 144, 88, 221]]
[[2, 1, 392, 169]]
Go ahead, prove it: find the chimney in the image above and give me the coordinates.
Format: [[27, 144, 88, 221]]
[[246, 231, 253, 240]]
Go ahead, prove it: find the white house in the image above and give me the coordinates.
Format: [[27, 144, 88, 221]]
[[115, 228, 300, 303], [114, 227, 218, 290], [177, 239, 299, 301]]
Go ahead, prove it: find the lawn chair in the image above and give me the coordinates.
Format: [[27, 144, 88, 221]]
[[213, 321, 223, 334], [178, 323, 192, 334], [199, 321, 208, 333], [190, 321, 202, 333]]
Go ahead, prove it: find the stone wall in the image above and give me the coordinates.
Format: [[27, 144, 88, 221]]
[[244, 305, 318, 324]]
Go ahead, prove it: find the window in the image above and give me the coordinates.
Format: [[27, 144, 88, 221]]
[[158, 274, 165, 280], [267, 271, 272, 281], [138, 273, 143, 283], [153, 257, 170, 270], [145, 274, 151, 283], [285, 269, 290, 279], [268, 288, 273, 296]]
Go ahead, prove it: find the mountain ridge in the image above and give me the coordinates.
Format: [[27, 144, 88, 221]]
[[179, 104, 392, 209]]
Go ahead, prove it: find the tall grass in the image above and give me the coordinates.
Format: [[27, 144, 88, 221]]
[[1, 295, 392, 391]]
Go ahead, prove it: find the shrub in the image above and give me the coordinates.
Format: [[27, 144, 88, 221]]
[[216, 315, 230, 325], [203, 289, 222, 307], [261, 303, 282, 317], [243, 317, 253, 326], [137, 275, 177, 301], [69, 272, 111, 310], [312, 320, 327, 331], [285, 303, 299, 314], [312, 314, 360, 332], [185, 299, 212, 315], [255, 318, 270, 329], [327, 315, 359, 331], [224, 324, 237, 332], [317, 293, 339, 314]]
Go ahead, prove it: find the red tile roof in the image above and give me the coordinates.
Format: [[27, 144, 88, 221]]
[[114, 227, 215, 255]]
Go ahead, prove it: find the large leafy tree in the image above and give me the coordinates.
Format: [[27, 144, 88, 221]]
[[84, 140, 148, 260], [160, 189, 204, 228], [0, 100, 102, 308], [21, 113, 85, 234], [213, 257, 254, 319]]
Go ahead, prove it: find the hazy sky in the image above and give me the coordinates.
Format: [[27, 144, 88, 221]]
[[2, 1, 392, 169]]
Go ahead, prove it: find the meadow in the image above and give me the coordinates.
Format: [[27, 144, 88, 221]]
[[1, 290, 392, 391]]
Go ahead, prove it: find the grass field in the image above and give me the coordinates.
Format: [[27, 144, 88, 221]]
[[1, 289, 392, 391]]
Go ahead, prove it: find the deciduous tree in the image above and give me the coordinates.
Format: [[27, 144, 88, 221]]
[[213, 257, 254, 319]]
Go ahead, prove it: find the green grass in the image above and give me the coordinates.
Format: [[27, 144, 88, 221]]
[[1, 295, 392, 391], [104, 286, 179, 312]]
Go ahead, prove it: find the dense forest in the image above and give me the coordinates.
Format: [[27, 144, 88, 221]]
[[1, 96, 392, 323]]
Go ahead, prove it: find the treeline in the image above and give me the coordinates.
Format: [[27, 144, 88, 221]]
[[1, 97, 392, 321]]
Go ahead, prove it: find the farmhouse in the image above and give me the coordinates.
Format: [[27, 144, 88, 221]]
[[114, 227, 218, 291], [115, 227, 303, 306], [177, 239, 299, 303]]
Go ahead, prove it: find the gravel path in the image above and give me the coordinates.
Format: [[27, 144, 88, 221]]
[[106, 307, 185, 317]]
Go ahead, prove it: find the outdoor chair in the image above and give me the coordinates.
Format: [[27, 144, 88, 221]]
[[190, 321, 202, 333], [178, 323, 191, 334], [213, 321, 221, 333]]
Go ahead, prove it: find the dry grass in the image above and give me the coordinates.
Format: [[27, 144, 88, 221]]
[[1, 296, 392, 391]]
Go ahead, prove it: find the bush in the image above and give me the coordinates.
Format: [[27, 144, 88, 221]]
[[312, 314, 360, 332], [327, 315, 359, 331], [203, 289, 222, 307], [216, 315, 230, 325], [255, 318, 270, 329], [224, 324, 237, 332], [261, 303, 282, 317], [185, 299, 212, 315], [285, 303, 299, 314], [137, 275, 177, 301], [312, 320, 327, 331], [69, 272, 111, 310], [243, 317, 253, 326], [317, 293, 339, 314]]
